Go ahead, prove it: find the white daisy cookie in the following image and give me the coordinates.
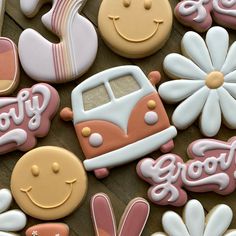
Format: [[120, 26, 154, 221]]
[[159, 26, 236, 137], [151, 199, 236, 236]]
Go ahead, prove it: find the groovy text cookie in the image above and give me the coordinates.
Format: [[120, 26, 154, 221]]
[[0, 188, 27, 235], [137, 136, 236, 206], [19, 0, 98, 83], [0, 83, 59, 154], [0, 0, 20, 95], [98, 0, 173, 58], [159, 26, 236, 137], [152, 200, 236, 236], [91, 193, 150, 236], [60, 66, 177, 179], [10, 146, 88, 220], [26, 223, 69, 236], [175, 0, 236, 32]]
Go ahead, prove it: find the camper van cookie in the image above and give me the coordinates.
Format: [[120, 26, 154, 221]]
[[137, 136, 236, 206], [151, 199, 236, 236], [0, 188, 27, 235], [98, 0, 173, 58], [175, 0, 236, 32], [60, 66, 177, 179], [26, 223, 69, 236], [0, 83, 59, 154], [10, 146, 88, 220], [91, 193, 150, 236], [19, 0, 98, 83], [159, 26, 236, 137]]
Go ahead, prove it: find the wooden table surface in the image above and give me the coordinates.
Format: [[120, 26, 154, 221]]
[[2, 0, 236, 235]]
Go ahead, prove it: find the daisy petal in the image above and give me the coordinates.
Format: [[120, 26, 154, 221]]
[[224, 70, 236, 83], [151, 233, 167, 236], [164, 54, 207, 80], [206, 26, 229, 71], [204, 205, 232, 236], [224, 230, 236, 236], [223, 83, 236, 99], [0, 232, 19, 236], [162, 211, 190, 236], [221, 42, 236, 75], [200, 90, 221, 137], [172, 87, 209, 129], [158, 80, 205, 103], [218, 87, 236, 128], [182, 31, 214, 73], [184, 200, 205, 236]]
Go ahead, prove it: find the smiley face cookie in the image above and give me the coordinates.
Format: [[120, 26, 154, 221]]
[[98, 0, 173, 58], [10, 146, 87, 220]]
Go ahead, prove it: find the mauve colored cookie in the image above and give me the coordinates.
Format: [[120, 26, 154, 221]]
[[18, 0, 98, 83], [137, 136, 236, 206], [60, 66, 177, 179], [26, 223, 69, 236], [91, 193, 150, 236], [11, 146, 87, 220], [0, 83, 59, 154]]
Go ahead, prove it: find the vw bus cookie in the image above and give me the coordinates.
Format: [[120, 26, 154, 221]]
[[98, 0, 173, 58], [19, 0, 98, 84], [60, 66, 177, 179], [0, 0, 20, 96]]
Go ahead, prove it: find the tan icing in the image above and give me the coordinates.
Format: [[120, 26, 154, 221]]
[[98, 0, 172, 58], [205, 71, 224, 89]]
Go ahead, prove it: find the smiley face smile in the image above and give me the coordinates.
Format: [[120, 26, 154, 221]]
[[20, 179, 77, 209], [108, 15, 163, 43]]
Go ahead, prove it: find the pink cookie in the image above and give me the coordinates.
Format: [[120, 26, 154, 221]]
[[0, 83, 59, 154], [91, 193, 150, 236], [174, 0, 236, 32], [137, 136, 236, 206], [26, 223, 69, 236]]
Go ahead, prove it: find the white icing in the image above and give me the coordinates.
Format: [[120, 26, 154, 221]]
[[0, 0, 5, 36], [178, 0, 210, 22], [0, 129, 27, 146], [144, 111, 158, 125], [89, 133, 103, 147], [213, 0, 236, 16], [221, 42, 236, 75]]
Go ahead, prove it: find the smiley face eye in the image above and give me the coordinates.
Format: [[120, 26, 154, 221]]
[[31, 165, 40, 177], [144, 0, 152, 9], [52, 162, 60, 174], [123, 0, 131, 7]]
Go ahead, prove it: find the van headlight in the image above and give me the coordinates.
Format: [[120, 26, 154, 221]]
[[89, 133, 103, 147], [144, 111, 158, 125]]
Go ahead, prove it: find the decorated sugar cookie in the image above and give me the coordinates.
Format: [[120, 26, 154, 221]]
[[26, 223, 69, 236], [19, 0, 98, 83], [61, 66, 177, 179], [91, 193, 150, 236], [10, 146, 88, 220], [98, 0, 173, 58], [159, 26, 236, 137], [175, 0, 236, 32], [0, 188, 27, 235], [151, 200, 236, 236], [137, 136, 236, 206], [0, 0, 20, 96], [0, 83, 59, 154]]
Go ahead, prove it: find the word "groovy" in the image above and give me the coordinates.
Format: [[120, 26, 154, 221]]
[[137, 137, 236, 206]]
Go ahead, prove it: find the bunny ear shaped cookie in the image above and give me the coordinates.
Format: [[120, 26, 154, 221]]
[[91, 193, 150, 236]]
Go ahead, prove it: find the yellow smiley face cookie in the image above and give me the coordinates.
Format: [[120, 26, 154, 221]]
[[10, 146, 87, 220], [98, 0, 173, 58]]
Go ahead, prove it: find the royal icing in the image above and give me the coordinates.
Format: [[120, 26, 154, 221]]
[[91, 193, 150, 236], [98, 0, 173, 58], [159, 26, 236, 137], [137, 136, 236, 206], [152, 199, 236, 236], [0, 83, 59, 154], [10, 146, 88, 220], [0, 188, 27, 235], [26, 223, 69, 236], [19, 0, 98, 83], [60, 66, 177, 179], [175, 0, 236, 32]]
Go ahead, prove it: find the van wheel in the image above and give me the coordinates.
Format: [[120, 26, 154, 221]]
[[160, 140, 174, 153], [94, 168, 110, 179]]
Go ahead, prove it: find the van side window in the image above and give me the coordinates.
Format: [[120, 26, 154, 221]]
[[83, 84, 110, 111], [110, 75, 141, 99]]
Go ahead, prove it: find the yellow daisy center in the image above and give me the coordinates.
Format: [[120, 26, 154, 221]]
[[205, 71, 224, 89]]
